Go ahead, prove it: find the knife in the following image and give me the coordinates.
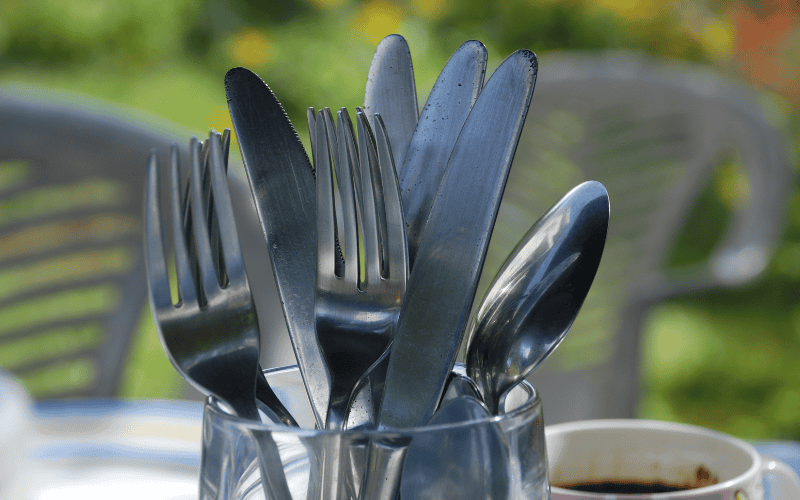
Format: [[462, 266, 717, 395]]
[[355, 40, 487, 423], [377, 50, 538, 429], [225, 67, 328, 428], [364, 34, 418, 172], [399, 39, 487, 267]]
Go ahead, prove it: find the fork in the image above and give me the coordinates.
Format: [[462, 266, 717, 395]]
[[182, 131, 298, 428], [308, 107, 407, 500], [311, 107, 408, 431], [145, 131, 293, 500]]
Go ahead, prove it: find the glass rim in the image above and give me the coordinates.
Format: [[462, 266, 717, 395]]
[[204, 364, 542, 436]]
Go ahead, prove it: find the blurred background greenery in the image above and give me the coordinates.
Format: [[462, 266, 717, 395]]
[[1, 0, 799, 440]]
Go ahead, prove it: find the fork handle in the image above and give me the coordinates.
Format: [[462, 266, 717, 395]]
[[325, 381, 354, 431], [239, 404, 294, 500], [252, 429, 295, 500]]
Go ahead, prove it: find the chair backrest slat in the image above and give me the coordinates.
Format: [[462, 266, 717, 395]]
[[0, 88, 192, 398]]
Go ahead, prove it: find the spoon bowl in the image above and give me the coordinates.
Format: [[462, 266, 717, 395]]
[[466, 181, 609, 414]]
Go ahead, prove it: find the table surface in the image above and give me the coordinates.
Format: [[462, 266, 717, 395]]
[[8, 399, 800, 500]]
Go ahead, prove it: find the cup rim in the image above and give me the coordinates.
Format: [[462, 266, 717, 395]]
[[545, 419, 761, 498], [204, 364, 542, 435]]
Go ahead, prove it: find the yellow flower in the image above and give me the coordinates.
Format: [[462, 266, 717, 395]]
[[354, 1, 404, 45], [227, 29, 275, 68], [411, 0, 449, 21], [306, 0, 347, 10], [595, 0, 666, 21], [701, 18, 734, 60], [207, 105, 236, 147]]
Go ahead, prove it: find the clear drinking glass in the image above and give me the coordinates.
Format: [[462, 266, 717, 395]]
[[200, 365, 549, 500]]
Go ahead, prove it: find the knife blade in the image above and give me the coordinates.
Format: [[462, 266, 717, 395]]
[[364, 34, 418, 172], [400, 39, 487, 267], [377, 50, 538, 429], [225, 67, 328, 428]]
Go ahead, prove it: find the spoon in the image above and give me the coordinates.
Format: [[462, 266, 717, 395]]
[[466, 180, 609, 414]]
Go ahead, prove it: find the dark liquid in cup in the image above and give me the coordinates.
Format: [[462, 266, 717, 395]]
[[555, 465, 717, 494], [556, 481, 689, 494]]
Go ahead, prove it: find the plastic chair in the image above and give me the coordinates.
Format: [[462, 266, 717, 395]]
[[0, 86, 282, 399], [478, 52, 793, 424]]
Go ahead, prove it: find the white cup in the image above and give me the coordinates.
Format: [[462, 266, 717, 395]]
[[546, 419, 800, 499]]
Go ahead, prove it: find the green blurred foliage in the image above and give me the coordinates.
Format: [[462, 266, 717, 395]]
[[0, 0, 197, 65], [1, 0, 799, 439], [0, 0, 712, 135]]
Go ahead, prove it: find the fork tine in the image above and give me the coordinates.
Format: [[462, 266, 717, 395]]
[[181, 138, 210, 288], [307, 107, 317, 161], [366, 115, 391, 281], [204, 132, 224, 286], [337, 108, 360, 167], [311, 107, 349, 273], [182, 138, 211, 226], [144, 150, 173, 310], [355, 108, 381, 286], [339, 109, 365, 267], [199, 137, 212, 215], [372, 113, 408, 286], [208, 129, 232, 285], [326, 108, 359, 288], [322, 108, 349, 275], [221, 128, 231, 169], [315, 110, 338, 282], [171, 143, 198, 306], [208, 130, 246, 284], [189, 137, 219, 302]]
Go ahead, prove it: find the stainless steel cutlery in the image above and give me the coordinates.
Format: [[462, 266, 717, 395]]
[[399, 39, 487, 266], [225, 67, 329, 429], [311, 107, 408, 431], [466, 181, 610, 414], [378, 49, 539, 430], [145, 34, 610, 500], [144, 131, 293, 500], [363, 34, 418, 171]]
